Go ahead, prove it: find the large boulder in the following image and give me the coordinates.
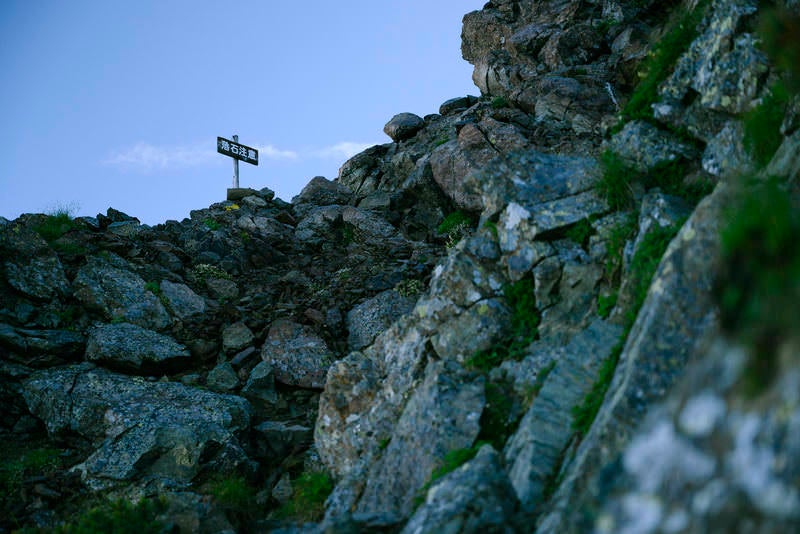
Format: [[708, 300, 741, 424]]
[[73, 255, 171, 330], [85, 323, 191, 373], [22, 364, 252, 490], [261, 319, 334, 389], [383, 113, 425, 142], [403, 445, 519, 534], [346, 289, 416, 351], [0, 223, 69, 301]]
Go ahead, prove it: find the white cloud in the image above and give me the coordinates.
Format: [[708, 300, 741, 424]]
[[315, 141, 377, 160], [255, 144, 299, 160], [104, 140, 299, 170]]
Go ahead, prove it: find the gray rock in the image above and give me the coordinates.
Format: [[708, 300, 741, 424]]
[[159, 280, 206, 321], [403, 445, 518, 534], [431, 298, 512, 362], [236, 215, 292, 242], [355, 360, 485, 518], [291, 176, 352, 210], [254, 421, 313, 461], [242, 361, 277, 404], [86, 323, 190, 373], [261, 319, 333, 388], [702, 120, 753, 178], [504, 319, 623, 513], [222, 321, 255, 354], [293, 205, 345, 244], [538, 184, 727, 533], [596, 336, 800, 533], [22, 364, 251, 490], [346, 290, 415, 351], [0, 223, 69, 300], [206, 278, 239, 300], [439, 96, 477, 116], [207, 361, 239, 391], [383, 113, 425, 142], [0, 324, 85, 366], [606, 121, 696, 173], [241, 194, 267, 209], [73, 255, 170, 330]]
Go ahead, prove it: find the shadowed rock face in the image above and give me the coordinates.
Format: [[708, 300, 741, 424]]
[[3, 0, 800, 531]]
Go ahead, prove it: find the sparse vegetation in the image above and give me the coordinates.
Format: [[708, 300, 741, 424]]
[[597, 292, 618, 319], [416, 443, 485, 507], [490, 96, 509, 109], [33, 207, 79, 242], [573, 218, 684, 437], [716, 177, 800, 396], [467, 276, 539, 372], [438, 210, 474, 248], [743, 81, 790, 168], [209, 475, 258, 524], [565, 218, 595, 248], [598, 150, 635, 211], [190, 263, 232, 282], [52, 498, 168, 534], [478, 381, 518, 450], [620, 0, 710, 123], [204, 218, 221, 231], [144, 281, 161, 296], [274, 471, 333, 523], [395, 278, 424, 298]]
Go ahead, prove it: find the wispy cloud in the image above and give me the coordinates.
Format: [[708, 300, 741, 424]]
[[315, 141, 378, 160], [104, 140, 298, 170], [103, 142, 215, 170], [256, 144, 299, 160]]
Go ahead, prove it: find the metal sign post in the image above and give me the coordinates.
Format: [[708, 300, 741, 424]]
[[217, 135, 259, 195], [233, 135, 240, 188]]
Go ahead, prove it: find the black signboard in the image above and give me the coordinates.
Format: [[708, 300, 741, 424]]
[[217, 136, 259, 166]]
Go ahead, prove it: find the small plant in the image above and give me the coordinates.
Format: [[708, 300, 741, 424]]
[[209, 475, 257, 521], [467, 276, 540, 371], [437, 211, 473, 236], [603, 214, 637, 284], [620, 0, 710, 122], [597, 292, 618, 319], [478, 381, 518, 450], [743, 81, 790, 168], [378, 437, 391, 450], [434, 136, 450, 147], [395, 278, 423, 298], [598, 150, 635, 211], [225, 204, 240, 212], [416, 443, 484, 507], [33, 206, 78, 243], [565, 218, 594, 248], [523, 360, 556, 408], [572, 218, 684, 437], [483, 220, 499, 239], [204, 218, 221, 231], [54, 498, 168, 534], [144, 281, 161, 296], [190, 263, 232, 282], [490, 96, 508, 109], [716, 178, 800, 395], [275, 471, 333, 523]]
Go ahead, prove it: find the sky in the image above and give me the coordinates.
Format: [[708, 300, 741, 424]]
[[0, 1, 485, 225]]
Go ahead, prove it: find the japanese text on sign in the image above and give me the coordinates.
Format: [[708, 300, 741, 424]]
[[217, 137, 259, 166]]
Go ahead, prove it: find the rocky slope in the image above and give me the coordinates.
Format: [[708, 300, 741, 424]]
[[2, 0, 800, 532]]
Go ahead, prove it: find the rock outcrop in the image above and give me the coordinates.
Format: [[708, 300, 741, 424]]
[[2, 0, 799, 532]]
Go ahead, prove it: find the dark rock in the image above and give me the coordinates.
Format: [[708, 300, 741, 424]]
[[346, 290, 415, 351], [0, 223, 69, 301], [261, 319, 334, 389], [22, 364, 252, 490], [383, 113, 425, 142], [86, 323, 190, 373]]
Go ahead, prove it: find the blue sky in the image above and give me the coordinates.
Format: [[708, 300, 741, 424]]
[[0, 1, 484, 225]]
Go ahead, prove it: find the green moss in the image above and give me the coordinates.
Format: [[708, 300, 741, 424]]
[[477, 382, 518, 450], [144, 281, 161, 296], [1, 447, 62, 504], [483, 220, 499, 239], [209, 475, 257, 521], [621, 0, 710, 122], [437, 210, 473, 236], [466, 276, 540, 372], [54, 498, 168, 534], [716, 178, 800, 395], [743, 81, 790, 168], [204, 218, 221, 231], [597, 292, 618, 319], [275, 472, 333, 523], [416, 443, 484, 507], [490, 96, 508, 109], [565, 218, 594, 248], [757, 8, 800, 92], [33, 209, 78, 243], [571, 340, 624, 437]]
